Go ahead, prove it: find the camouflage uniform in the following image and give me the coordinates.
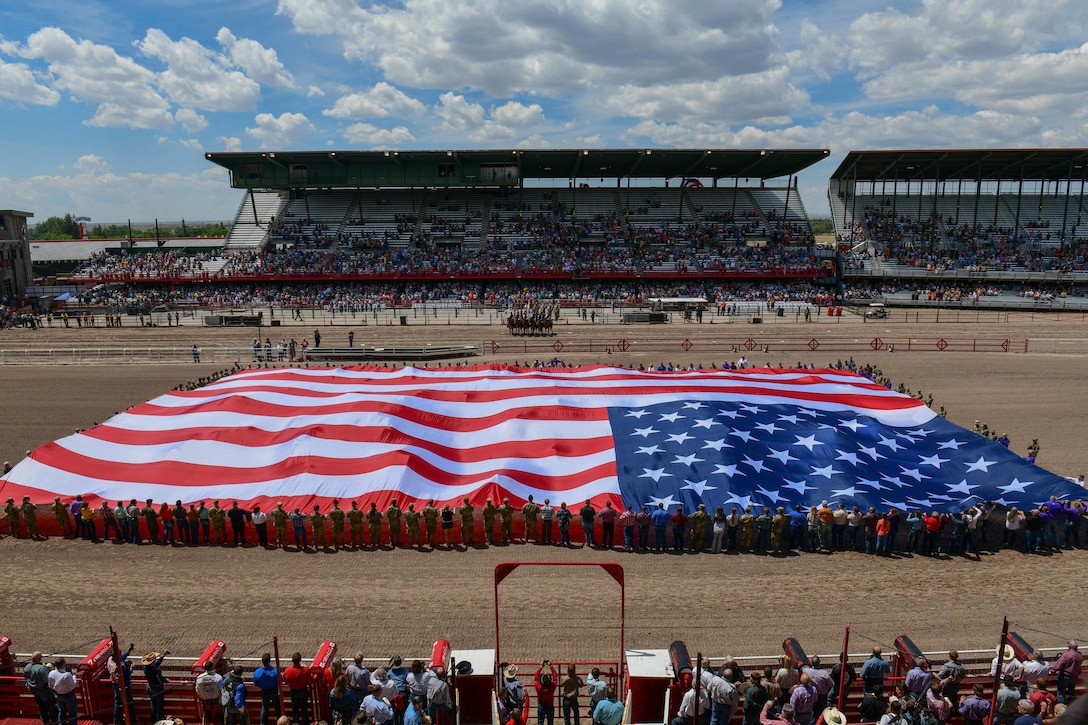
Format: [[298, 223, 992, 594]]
[[367, 504, 383, 547], [739, 509, 755, 553], [386, 501, 403, 547], [311, 507, 328, 550], [499, 499, 516, 544], [458, 499, 475, 546], [329, 501, 345, 550], [404, 504, 421, 548], [422, 500, 439, 548], [347, 503, 364, 549], [689, 505, 711, 552], [272, 505, 289, 548], [482, 500, 497, 545], [52, 497, 73, 537], [210, 501, 227, 544], [521, 497, 540, 542], [20, 497, 38, 539], [5, 498, 21, 537]]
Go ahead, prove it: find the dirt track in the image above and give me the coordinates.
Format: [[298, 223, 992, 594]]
[[1, 313, 1087, 663]]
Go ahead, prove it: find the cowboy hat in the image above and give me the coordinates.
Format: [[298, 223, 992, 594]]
[[822, 707, 847, 725], [141, 652, 161, 666], [996, 644, 1015, 661], [504, 664, 518, 679]]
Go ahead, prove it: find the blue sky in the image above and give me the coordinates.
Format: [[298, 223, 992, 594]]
[[3, 0, 1088, 224]]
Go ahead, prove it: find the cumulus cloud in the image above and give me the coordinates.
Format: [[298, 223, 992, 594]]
[[0, 57, 60, 105], [0, 154, 236, 221], [324, 82, 426, 119], [217, 136, 243, 152], [245, 112, 316, 147], [603, 67, 809, 125], [307, 85, 325, 97], [277, 0, 784, 97], [10, 27, 173, 130], [342, 123, 415, 146], [136, 28, 261, 112], [175, 108, 208, 133], [215, 27, 295, 88], [433, 93, 545, 143]]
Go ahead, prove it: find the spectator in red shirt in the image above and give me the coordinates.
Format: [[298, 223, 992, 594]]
[[282, 652, 310, 725], [535, 661, 559, 725], [671, 507, 689, 552], [924, 512, 942, 556]]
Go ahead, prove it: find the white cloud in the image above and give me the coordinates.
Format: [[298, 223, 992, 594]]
[[0, 57, 60, 105], [136, 28, 261, 112], [11, 27, 173, 130], [175, 108, 208, 133], [785, 19, 848, 82], [324, 82, 426, 119], [245, 112, 316, 147], [215, 27, 295, 88], [342, 123, 415, 146], [217, 136, 243, 152], [180, 138, 204, 152], [277, 0, 785, 97], [307, 85, 325, 97], [604, 67, 809, 125], [434, 93, 545, 143], [0, 155, 236, 222]]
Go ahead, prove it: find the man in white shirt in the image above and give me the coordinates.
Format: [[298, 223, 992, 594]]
[[672, 681, 711, 725], [1021, 652, 1050, 688], [49, 658, 78, 725], [990, 645, 1024, 682]]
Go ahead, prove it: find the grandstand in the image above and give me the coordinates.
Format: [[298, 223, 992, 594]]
[[829, 149, 1088, 290]]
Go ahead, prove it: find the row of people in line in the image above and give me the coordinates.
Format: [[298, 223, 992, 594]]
[[7, 494, 1087, 558]]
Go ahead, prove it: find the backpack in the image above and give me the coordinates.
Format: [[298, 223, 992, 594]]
[[195, 672, 222, 701], [220, 680, 235, 707], [505, 679, 525, 710]]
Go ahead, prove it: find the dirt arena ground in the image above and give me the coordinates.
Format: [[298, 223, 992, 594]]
[[1, 312, 1087, 664]]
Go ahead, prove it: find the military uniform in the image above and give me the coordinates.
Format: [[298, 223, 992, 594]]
[[367, 505, 383, 547], [142, 502, 160, 544], [347, 503, 364, 549], [52, 498, 73, 537], [771, 510, 787, 552], [739, 509, 755, 553], [522, 498, 540, 542], [404, 505, 421, 548], [311, 508, 328, 550], [459, 500, 475, 545], [689, 505, 711, 552], [482, 500, 497, 545], [329, 502, 345, 550], [210, 502, 227, 544], [5, 498, 20, 538], [272, 505, 289, 548], [499, 500, 515, 544], [386, 502, 403, 547], [20, 498, 38, 539], [422, 501, 439, 548]]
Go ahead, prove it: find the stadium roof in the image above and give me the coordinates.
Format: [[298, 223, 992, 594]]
[[206, 148, 830, 186], [830, 149, 1088, 182]]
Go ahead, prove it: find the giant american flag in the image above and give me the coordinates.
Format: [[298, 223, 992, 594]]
[[1, 364, 1084, 513]]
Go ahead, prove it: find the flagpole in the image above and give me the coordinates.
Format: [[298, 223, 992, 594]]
[[837, 626, 850, 711], [989, 618, 1009, 725]]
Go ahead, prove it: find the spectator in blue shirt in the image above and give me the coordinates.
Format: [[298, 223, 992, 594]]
[[651, 504, 671, 552], [253, 653, 280, 725]]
